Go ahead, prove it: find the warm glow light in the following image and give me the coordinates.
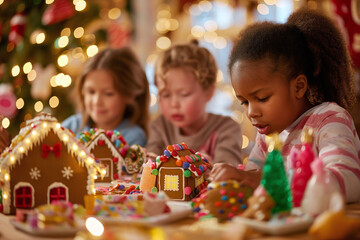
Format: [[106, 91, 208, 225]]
[[80, 151, 86, 157], [34, 101, 44, 112], [150, 93, 157, 107], [86, 45, 98, 57], [108, 8, 121, 19], [25, 138, 30, 144], [72, 144, 78, 151], [42, 122, 47, 128], [4, 173, 9, 181], [58, 36, 69, 48], [10, 156, 15, 163], [199, 1, 212, 12], [101, 169, 106, 175], [0, 0, 4, 5], [46, 0, 54, 4], [36, 32, 45, 44], [204, 31, 217, 43], [23, 62, 32, 74], [56, 123, 61, 128], [3, 193, 7, 199], [74, 27, 84, 38], [264, 0, 278, 5], [156, 18, 171, 33], [2, 118, 10, 129], [49, 96, 59, 108], [75, 0, 86, 11], [19, 147, 25, 153], [58, 55, 69, 67], [191, 26, 205, 38], [204, 20, 217, 32], [156, 36, 171, 50], [257, 4, 269, 15], [87, 157, 94, 164], [242, 135, 249, 149], [169, 19, 179, 31], [61, 28, 71, 37], [27, 69, 36, 81], [11, 65, 20, 77], [213, 37, 227, 49], [63, 135, 69, 142]]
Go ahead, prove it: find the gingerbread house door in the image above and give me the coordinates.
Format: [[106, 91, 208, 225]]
[[158, 167, 184, 200], [97, 158, 113, 182]]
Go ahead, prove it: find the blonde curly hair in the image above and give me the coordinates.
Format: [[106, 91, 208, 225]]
[[155, 40, 218, 91]]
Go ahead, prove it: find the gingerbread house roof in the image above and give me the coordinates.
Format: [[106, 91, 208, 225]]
[[79, 129, 144, 174], [151, 143, 210, 178], [0, 115, 105, 197]]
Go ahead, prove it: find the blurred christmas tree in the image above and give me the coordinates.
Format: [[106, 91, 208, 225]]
[[0, 0, 133, 136]]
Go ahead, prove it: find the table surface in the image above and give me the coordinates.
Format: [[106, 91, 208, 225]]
[[0, 203, 359, 240]]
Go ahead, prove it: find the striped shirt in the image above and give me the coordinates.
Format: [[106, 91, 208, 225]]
[[247, 102, 360, 203]]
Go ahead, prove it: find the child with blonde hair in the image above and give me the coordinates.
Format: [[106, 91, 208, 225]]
[[62, 47, 150, 146], [210, 8, 360, 202], [146, 40, 243, 165]]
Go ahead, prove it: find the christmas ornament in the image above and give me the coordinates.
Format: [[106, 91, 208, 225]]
[[108, 20, 131, 48], [291, 128, 315, 207], [261, 134, 292, 215], [30, 63, 55, 100], [42, 0, 75, 25], [332, 0, 360, 68], [0, 84, 17, 119], [8, 13, 26, 47]]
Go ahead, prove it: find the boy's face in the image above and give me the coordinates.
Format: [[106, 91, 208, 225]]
[[158, 68, 213, 135], [231, 59, 305, 135], [82, 70, 128, 130]]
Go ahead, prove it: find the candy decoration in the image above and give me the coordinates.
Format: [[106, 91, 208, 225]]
[[8, 13, 26, 47], [0, 84, 17, 118], [291, 128, 315, 207], [261, 134, 292, 214], [42, 0, 75, 25], [301, 158, 336, 216]]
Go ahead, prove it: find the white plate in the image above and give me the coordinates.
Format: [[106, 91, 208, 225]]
[[96, 201, 192, 226], [10, 219, 81, 237], [234, 214, 313, 235]]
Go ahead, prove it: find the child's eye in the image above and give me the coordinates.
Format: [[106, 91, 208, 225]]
[[181, 92, 191, 97], [105, 92, 115, 96], [240, 100, 249, 106], [258, 97, 269, 102], [160, 92, 170, 98]]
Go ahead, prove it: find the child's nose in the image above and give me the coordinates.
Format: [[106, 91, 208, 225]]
[[93, 93, 102, 105], [247, 104, 261, 118], [170, 96, 180, 107]]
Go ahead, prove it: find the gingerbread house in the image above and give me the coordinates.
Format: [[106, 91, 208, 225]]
[[0, 114, 105, 215], [79, 129, 145, 183], [150, 143, 211, 201]]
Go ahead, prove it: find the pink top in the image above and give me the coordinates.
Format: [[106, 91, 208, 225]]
[[247, 102, 360, 203]]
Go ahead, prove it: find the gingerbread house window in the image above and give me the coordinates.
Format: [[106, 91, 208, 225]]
[[164, 175, 179, 191], [15, 187, 32, 208], [48, 182, 69, 204], [14, 182, 35, 209]]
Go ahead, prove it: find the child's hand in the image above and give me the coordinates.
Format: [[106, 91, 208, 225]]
[[0, 126, 10, 154], [209, 163, 262, 189]]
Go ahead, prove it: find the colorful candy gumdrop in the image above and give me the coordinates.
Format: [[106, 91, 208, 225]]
[[291, 128, 315, 207], [261, 134, 292, 215], [302, 158, 337, 216]]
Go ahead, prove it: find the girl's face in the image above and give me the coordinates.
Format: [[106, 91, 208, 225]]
[[158, 68, 214, 136], [83, 70, 128, 130], [231, 59, 307, 135]]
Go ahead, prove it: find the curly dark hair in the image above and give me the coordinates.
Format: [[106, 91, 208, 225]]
[[229, 8, 356, 109]]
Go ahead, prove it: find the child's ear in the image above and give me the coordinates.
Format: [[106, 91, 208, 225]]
[[292, 74, 308, 99]]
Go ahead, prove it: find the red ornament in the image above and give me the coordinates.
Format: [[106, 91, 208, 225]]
[[42, 0, 75, 25], [41, 142, 62, 158], [98, 139, 105, 146], [8, 13, 26, 47]]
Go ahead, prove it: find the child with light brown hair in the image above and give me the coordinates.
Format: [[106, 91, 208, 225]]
[[62, 47, 150, 146], [146, 40, 243, 166]]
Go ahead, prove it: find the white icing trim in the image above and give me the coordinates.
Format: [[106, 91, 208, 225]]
[[86, 132, 123, 176], [159, 167, 185, 200], [13, 182, 35, 209], [351, 0, 360, 25], [0, 120, 104, 207], [47, 182, 69, 204]]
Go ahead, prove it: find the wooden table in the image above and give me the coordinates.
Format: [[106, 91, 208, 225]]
[[0, 203, 359, 240]]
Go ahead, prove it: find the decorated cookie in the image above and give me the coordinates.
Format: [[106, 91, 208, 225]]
[[192, 180, 253, 222], [242, 185, 275, 221], [149, 143, 211, 201]]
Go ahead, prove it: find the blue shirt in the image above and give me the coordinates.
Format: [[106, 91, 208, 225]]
[[62, 114, 146, 147]]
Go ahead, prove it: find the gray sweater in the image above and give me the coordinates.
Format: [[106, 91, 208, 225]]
[[146, 113, 243, 166]]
